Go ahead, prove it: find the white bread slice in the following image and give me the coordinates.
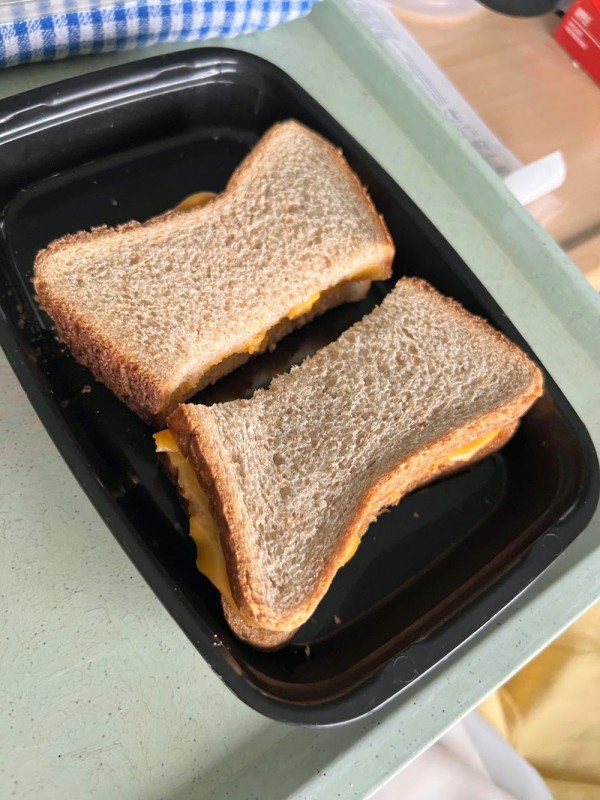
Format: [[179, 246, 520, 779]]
[[220, 424, 522, 649], [220, 420, 518, 648], [167, 277, 544, 639], [33, 120, 394, 426], [222, 600, 297, 650]]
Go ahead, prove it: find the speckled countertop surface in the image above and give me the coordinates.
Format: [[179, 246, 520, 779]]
[[1, 2, 599, 798]]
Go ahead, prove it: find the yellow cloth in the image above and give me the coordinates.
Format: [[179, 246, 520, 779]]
[[478, 602, 600, 800]]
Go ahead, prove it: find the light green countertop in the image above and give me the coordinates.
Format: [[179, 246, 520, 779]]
[[1, 2, 599, 798]]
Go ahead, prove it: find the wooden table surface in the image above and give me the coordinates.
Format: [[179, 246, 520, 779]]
[[397, 7, 600, 289]]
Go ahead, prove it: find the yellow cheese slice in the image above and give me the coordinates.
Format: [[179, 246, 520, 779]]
[[350, 264, 389, 282], [155, 430, 236, 608], [287, 291, 322, 320], [174, 191, 217, 212], [155, 427, 500, 604], [445, 429, 499, 463]]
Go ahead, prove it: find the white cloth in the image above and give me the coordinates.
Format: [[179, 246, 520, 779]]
[[373, 712, 553, 800]]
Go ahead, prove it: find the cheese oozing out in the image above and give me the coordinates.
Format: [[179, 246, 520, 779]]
[[445, 429, 498, 462], [155, 427, 500, 609], [154, 429, 237, 609], [174, 191, 217, 212]]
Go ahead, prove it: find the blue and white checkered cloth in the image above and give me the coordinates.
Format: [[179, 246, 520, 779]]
[[0, 0, 319, 67]]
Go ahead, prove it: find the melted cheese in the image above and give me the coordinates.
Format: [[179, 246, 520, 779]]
[[445, 429, 499, 463], [154, 430, 236, 608], [155, 427, 501, 601], [174, 191, 217, 212], [350, 264, 389, 282], [245, 331, 268, 356], [341, 534, 361, 567], [288, 292, 322, 320]]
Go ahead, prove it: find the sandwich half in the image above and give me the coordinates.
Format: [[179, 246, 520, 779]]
[[34, 120, 394, 425], [156, 278, 544, 648]]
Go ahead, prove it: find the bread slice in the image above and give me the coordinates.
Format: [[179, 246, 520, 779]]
[[34, 120, 394, 426], [221, 420, 520, 649], [222, 600, 297, 650], [164, 278, 544, 643]]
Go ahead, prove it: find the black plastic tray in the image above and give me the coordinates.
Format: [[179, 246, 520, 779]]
[[0, 49, 597, 726]]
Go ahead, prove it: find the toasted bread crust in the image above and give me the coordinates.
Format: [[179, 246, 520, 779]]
[[168, 402, 266, 616], [36, 277, 372, 427], [32, 278, 165, 423], [221, 600, 297, 650], [34, 120, 394, 425], [168, 397, 540, 633], [167, 278, 544, 633], [192, 421, 519, 650]]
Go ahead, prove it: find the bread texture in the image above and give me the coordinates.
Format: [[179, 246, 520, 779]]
[[222, 420, 518, 649], [34, 120, 394, 425], [167, 277, 544, 638], [222, 600, 297, 650]]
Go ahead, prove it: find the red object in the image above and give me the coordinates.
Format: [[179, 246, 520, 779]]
[[554, 0, 600, 86]]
